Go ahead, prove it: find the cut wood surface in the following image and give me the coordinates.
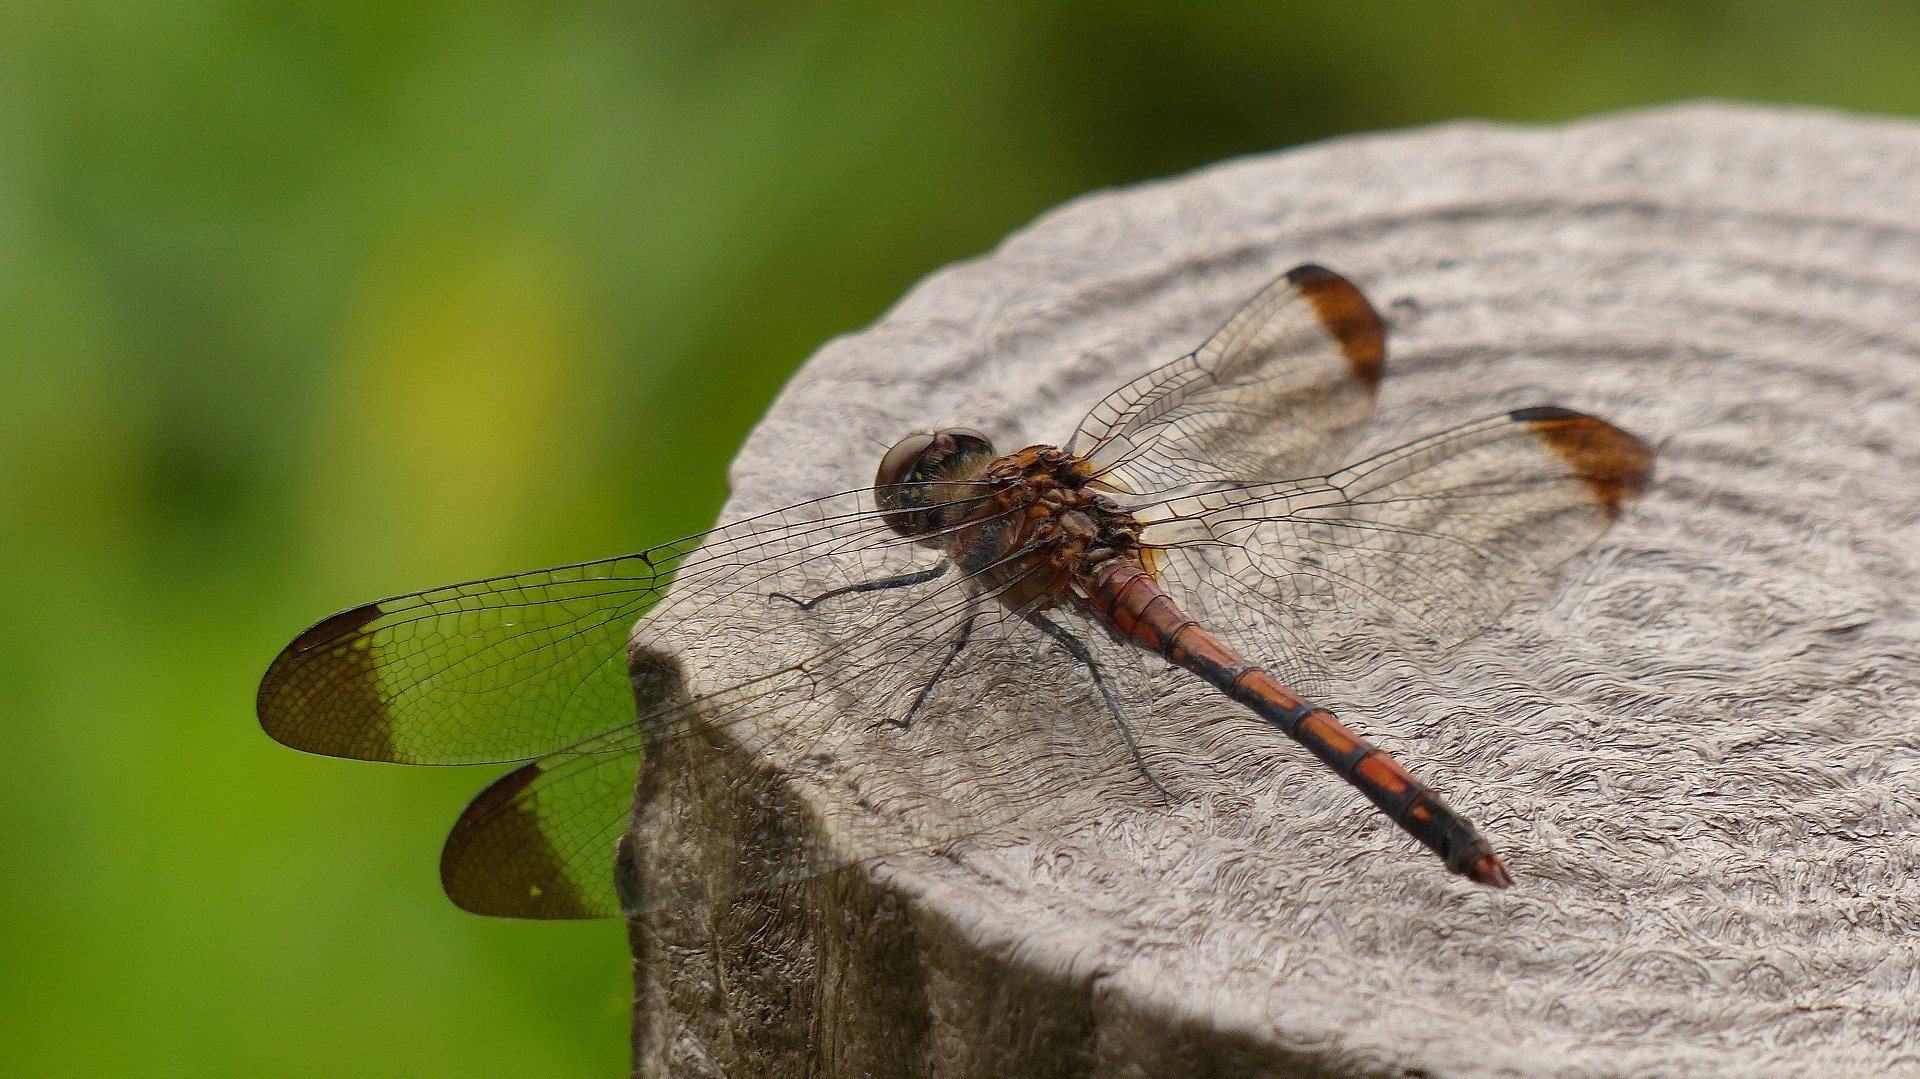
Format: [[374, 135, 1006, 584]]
[[624, 103, 1920, 1077]]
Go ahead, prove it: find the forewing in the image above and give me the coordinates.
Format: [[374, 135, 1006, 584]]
[[1136, 407, 1654, 696], [260, 556, 666, 764], [258, 491, 921, 765], [1068, 265, 1386, 490]]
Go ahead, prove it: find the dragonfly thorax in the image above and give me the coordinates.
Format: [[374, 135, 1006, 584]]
[[951, 444, 1149, 610]]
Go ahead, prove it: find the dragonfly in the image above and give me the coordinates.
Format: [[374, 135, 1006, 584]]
[[260, 264, 1652, 919]]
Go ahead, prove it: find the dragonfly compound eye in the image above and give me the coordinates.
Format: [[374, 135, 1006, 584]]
[[875, 428, 996, 539]]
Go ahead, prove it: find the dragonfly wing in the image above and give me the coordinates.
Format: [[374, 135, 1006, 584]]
[[258, 490, 930, 765], [1068, 264, 1386, 489], [441, 555, 1145, 919], [1136, 407, 1654, 695], [441, 729, 643, 918], [260, 555, 667, 764], [270, 478, 1132, 919]]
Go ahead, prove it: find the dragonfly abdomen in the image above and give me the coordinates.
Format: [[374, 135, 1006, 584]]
[[1087, 562, 1513, 889]]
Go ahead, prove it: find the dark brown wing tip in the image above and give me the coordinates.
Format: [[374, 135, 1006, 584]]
[[441, 762, 603, 919], [258, 601, 397, 760], [1285, 263, 1386, 390], [1512, 405, 1655, 522]]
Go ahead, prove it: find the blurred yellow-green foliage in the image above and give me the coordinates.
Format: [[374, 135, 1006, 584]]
[[4, 3, 1917, 1075]]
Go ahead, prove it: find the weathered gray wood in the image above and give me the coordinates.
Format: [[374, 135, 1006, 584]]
[[624, 103, 1920, 1077]]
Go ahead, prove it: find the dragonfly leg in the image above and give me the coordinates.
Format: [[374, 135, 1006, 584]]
[[767, 560, 950, 611], [893, 603, 982, 731], [1027, 612, 1172, 801]]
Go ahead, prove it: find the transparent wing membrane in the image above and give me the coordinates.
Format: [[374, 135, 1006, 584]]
[[260, 487, 984, 765], [1134, 408, 1652, 696], [1069, 264, 1386, 490]]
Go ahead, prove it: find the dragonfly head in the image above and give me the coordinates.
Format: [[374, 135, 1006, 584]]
[[875, 428, 997, 541]]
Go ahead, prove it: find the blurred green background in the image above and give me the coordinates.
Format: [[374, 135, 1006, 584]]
[[3, 2, 1917, 1075]]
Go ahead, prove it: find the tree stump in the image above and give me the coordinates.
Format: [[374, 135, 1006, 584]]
[[623, 103, 1920, 1077]]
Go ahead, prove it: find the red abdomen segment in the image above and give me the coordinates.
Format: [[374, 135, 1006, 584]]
[[1089, 563, 1512, 888]]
